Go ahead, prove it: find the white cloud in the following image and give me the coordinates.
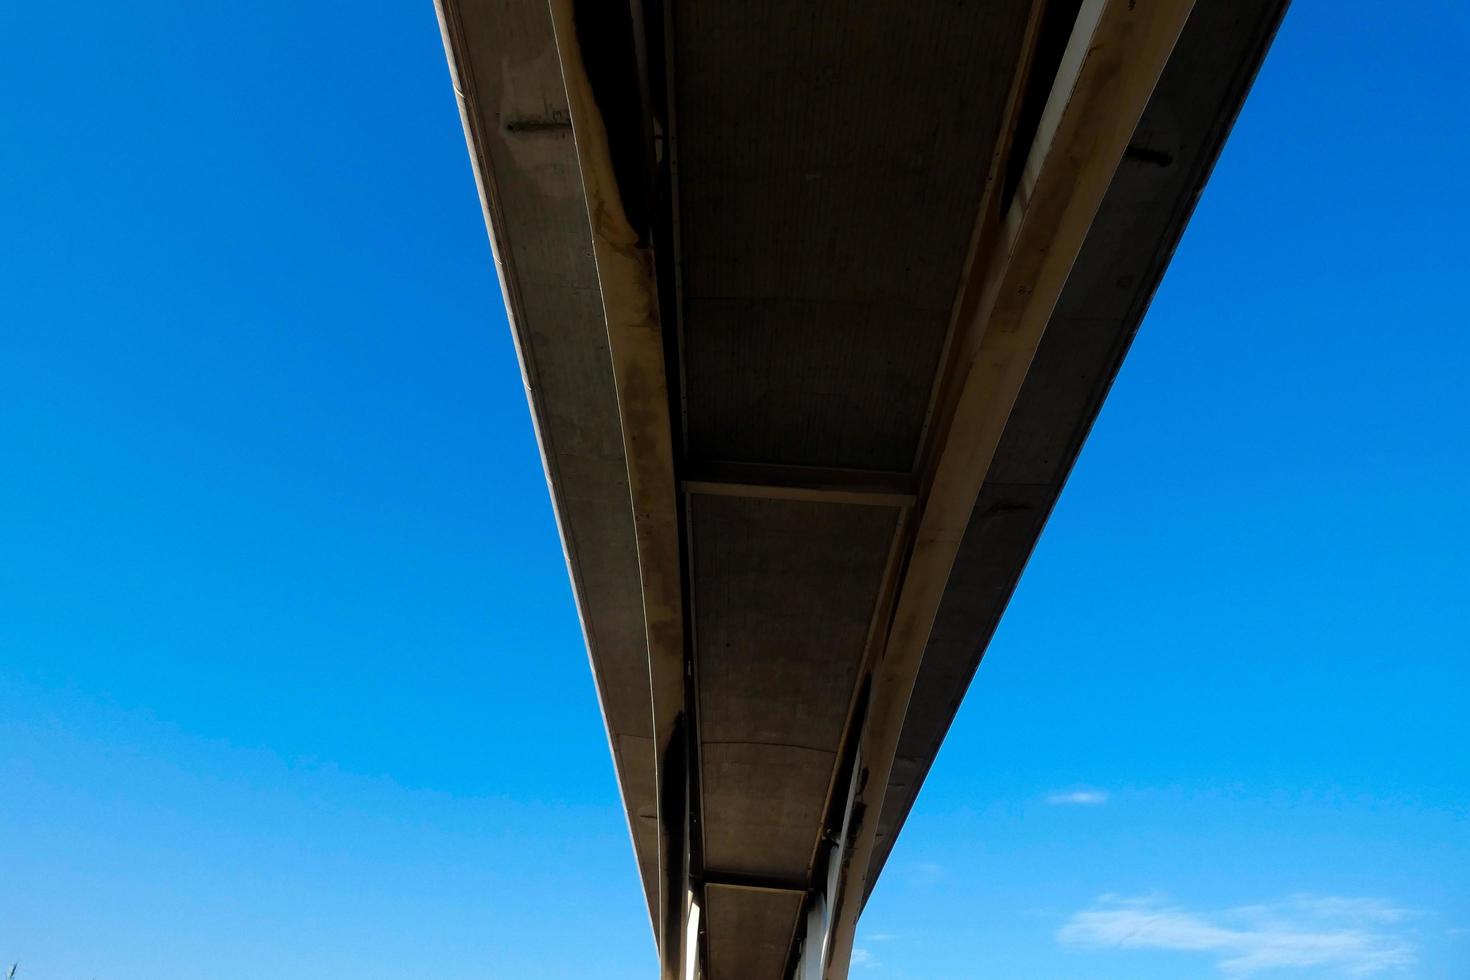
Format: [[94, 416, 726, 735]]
[[899, 860, 945, 885], [1047, 789, 1109, 806], [1271, 895, 1412, 925], [1057, 894, 1416, 976], [851, 947, 878, 968]]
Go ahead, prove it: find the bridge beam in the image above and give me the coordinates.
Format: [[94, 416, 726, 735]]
[[822, 1, 1197, 976], [546, 2, 690, 977]]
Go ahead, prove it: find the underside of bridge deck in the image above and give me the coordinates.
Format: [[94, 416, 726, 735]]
[[436, 1, 1287, 977]]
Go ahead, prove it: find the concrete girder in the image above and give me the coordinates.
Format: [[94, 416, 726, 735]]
[[546, 2, 690, 977], [820, 2, 1198, 975]]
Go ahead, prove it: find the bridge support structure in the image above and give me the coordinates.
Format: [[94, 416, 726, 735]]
[[435, 0, 1289, 975]]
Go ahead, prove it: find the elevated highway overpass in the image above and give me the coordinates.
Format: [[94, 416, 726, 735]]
[[435, 1, 1287, 976]]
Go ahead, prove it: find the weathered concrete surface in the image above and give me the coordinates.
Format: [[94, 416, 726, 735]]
[[434, 0, 661, 920]]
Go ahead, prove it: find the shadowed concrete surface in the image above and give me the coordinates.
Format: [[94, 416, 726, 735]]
[[436, 2, 1287, 977]]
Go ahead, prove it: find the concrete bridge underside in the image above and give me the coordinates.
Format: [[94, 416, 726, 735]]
[[436, 1, 1286, 977]]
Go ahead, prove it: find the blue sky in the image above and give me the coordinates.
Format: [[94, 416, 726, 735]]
[[2, 2, 1466, 978]]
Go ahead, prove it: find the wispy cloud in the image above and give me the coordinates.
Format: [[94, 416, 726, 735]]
[[1058, 893, 1416, 976], [851, 931, 898, 969], [1047, 789, 1108, 806], [898, 860, 945, 885]]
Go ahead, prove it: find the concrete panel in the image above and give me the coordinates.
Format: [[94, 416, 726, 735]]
[[704, 885, 803, 980], [676, 0, 1035, 470], [691, 494, 896, 878], [701, 742, 836, 878]]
